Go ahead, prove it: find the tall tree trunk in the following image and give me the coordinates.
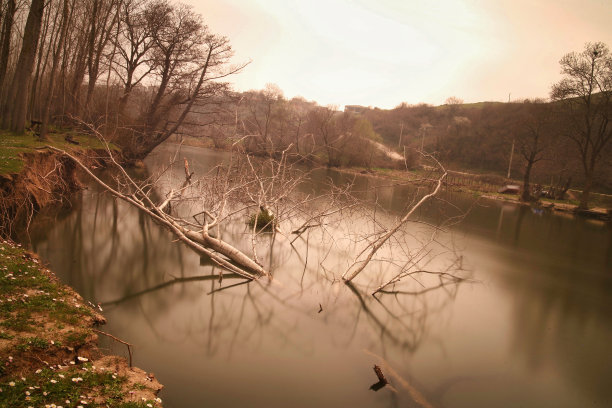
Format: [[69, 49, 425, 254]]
[[520, 161, 533, 202], [0, 0, 16, 118], [41, 0, 70, 139], [578, 169, 593, 210], [28, 1, 53, 122], [85, 0, 118, 115], [3, 0, 45, 133]]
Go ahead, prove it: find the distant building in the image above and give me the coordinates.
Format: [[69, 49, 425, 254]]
[[344, 105, 368, 114]]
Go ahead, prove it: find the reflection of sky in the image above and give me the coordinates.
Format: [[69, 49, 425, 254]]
[[25, 145, 612, 408]]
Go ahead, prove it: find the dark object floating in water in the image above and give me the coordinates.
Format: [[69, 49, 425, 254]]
[[369, 364, 388, 391], [498, 184, 520, 194]]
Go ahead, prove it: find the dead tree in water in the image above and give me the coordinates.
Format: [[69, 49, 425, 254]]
[[45, 126, 465, 299], [47, 144, 269, 280], [342, 154, 449, 283], [44, 127, 354, 280]]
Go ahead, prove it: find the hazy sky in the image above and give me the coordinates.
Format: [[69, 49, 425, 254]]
[[185, 0, 612, 108]]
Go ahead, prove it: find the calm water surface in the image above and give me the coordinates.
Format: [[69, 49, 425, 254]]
[[21, 145, 612, 408]]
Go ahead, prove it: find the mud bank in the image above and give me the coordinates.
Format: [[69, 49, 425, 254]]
[[0, 149, 91, 235]]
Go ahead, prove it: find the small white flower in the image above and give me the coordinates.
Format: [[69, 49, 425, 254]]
[[50, 379, 57, 383], [35, 369, 42, 374], [77, 356, 88, 362], [9, 382, 15, 387], [58, 374, 65, 379], [71, 377, 83, 383]]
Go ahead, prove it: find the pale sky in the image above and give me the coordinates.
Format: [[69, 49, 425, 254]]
[[185, 0, 612, 109]]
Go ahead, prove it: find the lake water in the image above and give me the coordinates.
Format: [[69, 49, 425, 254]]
[[21, 144, 612, 408]]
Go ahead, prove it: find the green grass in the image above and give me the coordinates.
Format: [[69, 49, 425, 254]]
[[0, 364, 159, 407], [0, 128, 116, 176], [0, 241, 93, 337], [0, 240, 162, 406]]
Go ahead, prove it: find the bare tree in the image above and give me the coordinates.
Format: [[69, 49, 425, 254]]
[[114, 0, 155, 115], [114, 1, 244, 160], [516, 100, 554, 202], [2, 0, 45, 133], [0, 0, 16, 108], [40, 0, 71, 139], [342, 155, 449, 283], [551, 42, 612, 209], [83, 0, 119, 114]]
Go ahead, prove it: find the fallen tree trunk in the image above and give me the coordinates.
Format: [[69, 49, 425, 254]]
[[45, 145, 269, 280]]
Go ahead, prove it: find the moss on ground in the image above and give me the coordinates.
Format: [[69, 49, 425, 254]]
[[0, 240, 163, 407]]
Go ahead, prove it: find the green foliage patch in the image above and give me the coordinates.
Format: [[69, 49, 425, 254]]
[[0, 241, 93, 336], [247, 208, 275, 232], [0, 364, 144, 407], [0, 128, 116, 176]]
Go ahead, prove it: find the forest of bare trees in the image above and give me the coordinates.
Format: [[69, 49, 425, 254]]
[[0, 0, 243, 160], [0, 0, 609, 208]]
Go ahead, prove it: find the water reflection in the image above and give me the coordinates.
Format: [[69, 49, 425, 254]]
[[19, 144, 612, 408]]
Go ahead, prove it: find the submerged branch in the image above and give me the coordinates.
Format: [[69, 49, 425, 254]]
[[343, 154, 448, 282]]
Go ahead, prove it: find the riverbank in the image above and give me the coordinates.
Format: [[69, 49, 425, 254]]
[[0, 130, 165, 406], [169, 136, 612, 217], [332, 165, 612, 220], [0, 240, 163, 407], [0, 130, 118, 235]]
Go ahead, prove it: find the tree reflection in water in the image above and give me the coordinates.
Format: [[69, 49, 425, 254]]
[[27, 145, 612, 407]]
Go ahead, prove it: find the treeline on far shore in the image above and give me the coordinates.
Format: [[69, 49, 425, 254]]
[[0, 0, 609, 208]]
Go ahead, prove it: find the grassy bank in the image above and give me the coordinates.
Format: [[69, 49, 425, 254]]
[[336, 165, 612, 217], [0, 239, 162, 407], [0, 128, 114, 177]]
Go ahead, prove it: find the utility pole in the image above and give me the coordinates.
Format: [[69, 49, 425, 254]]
[[398, 122, 404, 148], [506, 93, 515, 179], [507, 138, 515, 179]]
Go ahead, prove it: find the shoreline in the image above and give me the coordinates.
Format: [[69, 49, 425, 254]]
[[0, 132, 164, 407], [169, 138, 612, 218], [0, 239, 164, 407]]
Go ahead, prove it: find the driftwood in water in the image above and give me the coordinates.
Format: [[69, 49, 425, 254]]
[[370, 365, 389, 391]]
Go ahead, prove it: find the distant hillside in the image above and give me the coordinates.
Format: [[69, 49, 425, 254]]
[[353, 100, 611, 193]]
